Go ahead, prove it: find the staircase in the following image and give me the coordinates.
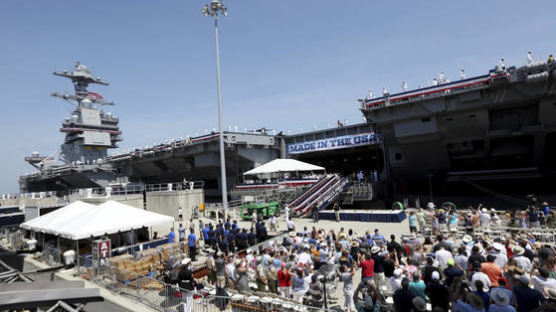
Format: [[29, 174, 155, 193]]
[[288, 174, 351, 217]]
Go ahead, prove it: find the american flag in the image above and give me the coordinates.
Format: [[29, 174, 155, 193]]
[[87, 91, 104, 100]]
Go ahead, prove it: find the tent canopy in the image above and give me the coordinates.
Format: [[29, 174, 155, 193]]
[[243, 158, 325, 176], [21, 200, 174, 240]]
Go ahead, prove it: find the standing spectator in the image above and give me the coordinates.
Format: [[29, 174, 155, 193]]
[[408, 212, 417, 234], [513, 275, 545, 312], [481, 254, 502, 287], [188, 227, 197, 261], [371, 246, 386, 291], [531, 267, 556, 293], [269, 214, 277, 232], [284, 205, 290, 221], [473, 280, 490, 311], [542, 201, 551, 216], [178, 223, 186, 242], [340, 264, 356, 312], [357, 170, 364, 182], [423, 257, 440, 285], [214, 252, 227, 287], [168, 227, 176, 243], [529, 206, 541, 227], [454, 246, 469, 271], [312, 204, 319, 223], [333, 202, 341, 222], [357, 252, 375, 287], [444, 258, 464, 287], [178, 207, 183, 222], [448, 210, 458, 232], [470, 261, 491, 291], [425, 271, 449, 311], [479, 208, 491, 230], [489, 288, 516, 312], [435, 245, 453, 269], [387, 234, 403, 259], [417, 209, 426, 234], [393, 278, 415, 312], [409, 271, 426, 301], [292, 268, 306, 303], [277, 262, 292, 298]]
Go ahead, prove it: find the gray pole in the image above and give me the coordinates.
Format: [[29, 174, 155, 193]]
[[214, 16, 229, 218]]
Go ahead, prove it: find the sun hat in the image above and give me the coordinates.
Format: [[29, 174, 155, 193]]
[[289, 231, 296, 237], [431, 271, 440, 281], [371, 246, 380, 254], [492, 242, 504, 251], [393, 269, 402, 277], [181, 258, 192, 265], [490, 288, 510, 306], [545, 287, 556, 300], [462, 234, 473, 243], [512, 246, 525, 256]]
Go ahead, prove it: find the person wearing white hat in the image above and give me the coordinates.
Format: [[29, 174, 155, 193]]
[[390, 269, 403, 293], [178, 258, 196, 312], [512, 245, 532, 273], [491, 242, 508, 269], [479, 208, 491, 230]]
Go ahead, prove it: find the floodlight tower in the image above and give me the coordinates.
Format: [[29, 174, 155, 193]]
[[202, 0, 229, 218]]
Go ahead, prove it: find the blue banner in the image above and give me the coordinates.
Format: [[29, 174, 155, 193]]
[[287, 132, 380, 155]]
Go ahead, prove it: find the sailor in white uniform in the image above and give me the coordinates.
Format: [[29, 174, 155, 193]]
[[499, 58, 505, 70], [460, 69, 467, 80], [527, 51, 534, 64], [402, 81, 408, 91]]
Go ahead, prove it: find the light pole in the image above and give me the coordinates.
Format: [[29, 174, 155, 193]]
[[202, 0, 229, 219]]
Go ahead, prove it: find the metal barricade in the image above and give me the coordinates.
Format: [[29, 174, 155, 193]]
[[43, 244, 62, 266]]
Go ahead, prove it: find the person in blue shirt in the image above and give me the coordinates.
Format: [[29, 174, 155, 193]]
[[473, 280, 490, 311], [408, 212, 417, 234], [168, 227, 176, 243], [202, 224, 210, 242], [188, 227, 197, 261], [219, 235, 229, 255], [232, 220, 239, 232], [372, 229, 385, 246], [543, 201, 551, 216]]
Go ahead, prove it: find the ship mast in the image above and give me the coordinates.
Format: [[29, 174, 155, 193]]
[[50, 62, 122, 165]]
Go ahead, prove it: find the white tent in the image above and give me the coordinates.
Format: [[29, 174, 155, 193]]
[[243, 158, 325, 176], [21, 200, 174, 240]]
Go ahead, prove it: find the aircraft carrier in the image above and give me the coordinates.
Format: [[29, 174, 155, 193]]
[[18, 57, 556, 208]]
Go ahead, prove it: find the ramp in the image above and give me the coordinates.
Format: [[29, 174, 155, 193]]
[[288, 175, 351, 217]]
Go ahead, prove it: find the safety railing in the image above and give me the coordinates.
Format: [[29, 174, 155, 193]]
[[83, 261, 341, 312], [66, 180, 205, 198]]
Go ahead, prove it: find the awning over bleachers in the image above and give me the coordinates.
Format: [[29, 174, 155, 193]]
[[243, 159, 325, 176], [20, 200, 174, 240]]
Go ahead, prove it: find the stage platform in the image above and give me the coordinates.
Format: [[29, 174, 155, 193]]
[[318, 209, 406, 223]]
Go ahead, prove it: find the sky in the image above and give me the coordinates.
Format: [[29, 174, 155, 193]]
[[1, 0, 556, 193]]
